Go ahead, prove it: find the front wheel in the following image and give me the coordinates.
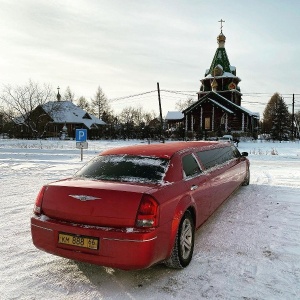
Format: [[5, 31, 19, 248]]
[[165, 210, 195, 269]]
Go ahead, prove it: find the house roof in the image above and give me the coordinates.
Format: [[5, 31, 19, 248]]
[[42, 101, 106, 128], [165, 111, 184, 120]]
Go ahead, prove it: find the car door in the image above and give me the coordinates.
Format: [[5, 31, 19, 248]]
[[181, 153, 212, 227], [206, 146, 242, 214]]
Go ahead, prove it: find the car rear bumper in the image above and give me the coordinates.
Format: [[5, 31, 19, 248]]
[[31, 214, 169, 270]]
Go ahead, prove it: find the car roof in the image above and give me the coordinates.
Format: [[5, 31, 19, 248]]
[[100, 141, 221, 159]]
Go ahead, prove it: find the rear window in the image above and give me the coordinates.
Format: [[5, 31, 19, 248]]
[[196, 146, 240, 170], [75, 155, 169, 184]]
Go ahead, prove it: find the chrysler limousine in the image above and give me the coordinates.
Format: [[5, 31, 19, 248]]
[[31, 141, 250, 270]]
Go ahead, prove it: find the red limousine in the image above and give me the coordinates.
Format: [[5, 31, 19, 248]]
[[31, 141, 249, 270]]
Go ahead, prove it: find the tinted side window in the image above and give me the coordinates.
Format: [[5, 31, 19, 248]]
[[219, 146, 234, 163], [197, 146, 237, 170], [197, 150, 218, 169], [231, 146, 241, 158], [182, 154, 201, 178]]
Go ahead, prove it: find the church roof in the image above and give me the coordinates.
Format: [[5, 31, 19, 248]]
[[207, 98, 234, 114], [42, 101, 106, 128], [204, 71, 239, 80], [204, 30, 237, 79], [183, 91, 259, 118], [207, 46, 231, 75]]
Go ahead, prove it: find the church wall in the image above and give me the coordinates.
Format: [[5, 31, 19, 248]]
[[184, 102, 257, 137]]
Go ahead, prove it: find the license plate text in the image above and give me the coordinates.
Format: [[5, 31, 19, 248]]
[[58, 233, 99, 250]]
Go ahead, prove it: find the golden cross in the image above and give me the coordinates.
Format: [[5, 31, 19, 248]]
[[218, 19, 225, 33]]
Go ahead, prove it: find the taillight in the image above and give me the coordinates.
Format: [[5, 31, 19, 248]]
[[33, 186, 46, 215], [135, 194, 159, 228]]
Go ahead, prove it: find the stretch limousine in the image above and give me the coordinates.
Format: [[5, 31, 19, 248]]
[[31, 141, 250, 270]]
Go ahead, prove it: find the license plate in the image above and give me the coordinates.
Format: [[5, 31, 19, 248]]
[[58, 233, 99, 250]]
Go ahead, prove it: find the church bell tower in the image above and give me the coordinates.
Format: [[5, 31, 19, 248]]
[[198, 19, 242, 106]]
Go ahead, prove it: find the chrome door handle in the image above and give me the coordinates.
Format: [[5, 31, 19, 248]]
[[191, 185, 198, 191]]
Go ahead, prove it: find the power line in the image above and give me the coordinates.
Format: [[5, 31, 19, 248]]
[[160, 90, 197, 97], [109, 90, 157, 102], [107, 89, 300, 113]]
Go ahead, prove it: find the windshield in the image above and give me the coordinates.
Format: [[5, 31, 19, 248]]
[[75, 155, 169, 184]]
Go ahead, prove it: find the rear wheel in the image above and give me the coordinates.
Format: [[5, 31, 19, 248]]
[[165, 210, 195, 269], [242, 166, 250, 186]]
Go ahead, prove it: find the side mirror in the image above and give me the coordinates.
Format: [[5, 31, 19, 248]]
[[241, 152, 248, 157]]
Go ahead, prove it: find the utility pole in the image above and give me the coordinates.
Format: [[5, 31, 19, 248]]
[[157, 82, 164, 142], [291, 93, 295, 140]]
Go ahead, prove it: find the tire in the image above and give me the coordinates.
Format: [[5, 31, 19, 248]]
[[165, 210, 195, 269], [242, 166, 250, 186]]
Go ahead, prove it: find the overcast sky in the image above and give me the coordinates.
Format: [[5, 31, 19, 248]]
[[1, 0, 300, 116]]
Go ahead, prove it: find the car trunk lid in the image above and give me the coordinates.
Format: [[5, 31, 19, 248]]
[[41, 178, 156, 227]]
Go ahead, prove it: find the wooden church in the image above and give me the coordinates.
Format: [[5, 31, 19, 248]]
[[183, 20, 259, 138]]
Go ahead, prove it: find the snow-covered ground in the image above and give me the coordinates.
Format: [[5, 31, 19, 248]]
[[0, 139, 300, 300]]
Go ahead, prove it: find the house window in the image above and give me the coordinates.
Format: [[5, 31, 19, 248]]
[[205, 117, 211, 130]]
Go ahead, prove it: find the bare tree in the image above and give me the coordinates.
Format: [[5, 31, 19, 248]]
[[76, 96, 92, 113], [118, 107, 134, 125], [175, 97, 196, 111], [91, 86, 111, 119], [63, 86, 75, 102], [118, 105, 156, 126], [0, 80, 58, 138], [143, 110, 157, 125], [116, 106, 159, 139]]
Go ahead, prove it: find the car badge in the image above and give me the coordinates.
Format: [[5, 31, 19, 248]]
[[69, 195, 101, 201]]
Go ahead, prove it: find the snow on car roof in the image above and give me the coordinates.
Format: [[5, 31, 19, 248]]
[[100, 141, 221, 159]]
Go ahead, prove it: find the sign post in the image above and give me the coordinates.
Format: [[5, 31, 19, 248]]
[[75, 129, 88, 161]]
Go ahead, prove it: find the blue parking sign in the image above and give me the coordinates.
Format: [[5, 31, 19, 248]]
[[76, 129, 87, 142]]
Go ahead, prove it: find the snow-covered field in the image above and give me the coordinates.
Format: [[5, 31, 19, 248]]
[[1, 139, 300, 300]]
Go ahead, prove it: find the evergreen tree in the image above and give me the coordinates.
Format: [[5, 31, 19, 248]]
[[263, 93, 291, 140], [262, 93, 279, 133], [295, 111, 300, 139]]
